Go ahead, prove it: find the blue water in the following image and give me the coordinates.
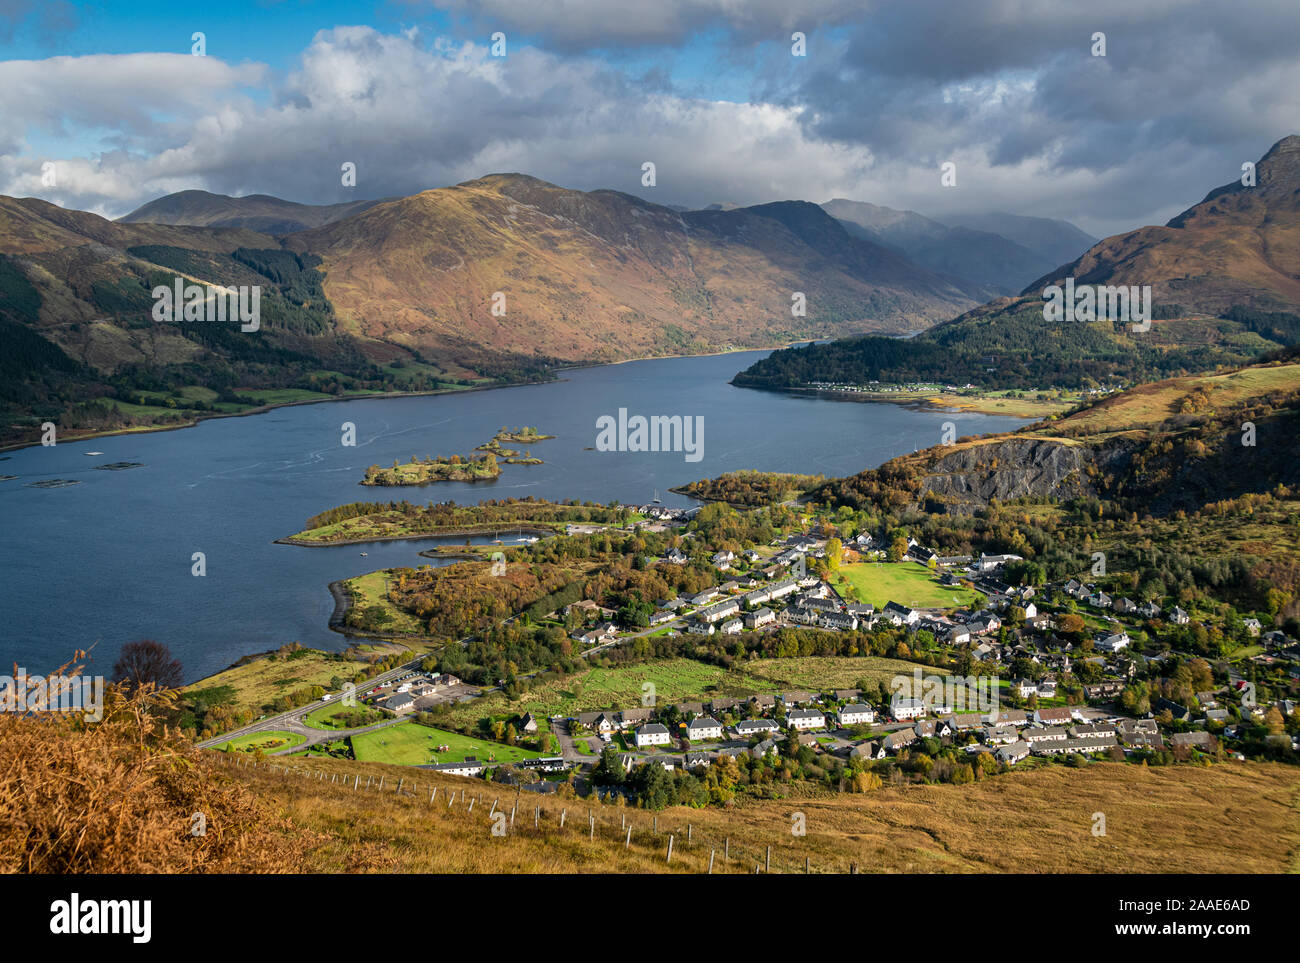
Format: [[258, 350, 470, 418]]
[[0, 349, 1029, 681]]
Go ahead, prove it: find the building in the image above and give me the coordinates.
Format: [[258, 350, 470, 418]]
[[997, 741, 1031, 765], [1034, 706, 1075, 726], [744, 607, 776, 629], [1022, 727, 1068, 744], [786, 709, 825, 731], [735, 718, 779, 737], [838, 704, 875, 727], [697, 598, 742, 623], [379, 692, 415, 715], [1096, 632, 1130, 653], [687, 620, 715, 635], [519, 712, 538, 734], [686, 716, 724, 741], [1169, 606, 1190, 624], [1031, 734, 1118, 756], [720, 619, 743, 635], [635, 723, 671, 748], [882, 601, 919, 625], [891, 697, 926, 720]]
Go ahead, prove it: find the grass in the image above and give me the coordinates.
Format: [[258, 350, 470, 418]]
[[221, 753, 1300, 874], [351, 722, 543, 766], [303, 702, 387, 731], [833, 561, 983, 610], [213, 730, 307, 754], [182, 646, 396, 718], [438, 659, 771, 728], [744, 656, 950, 691], [346, 571, 429, 635]]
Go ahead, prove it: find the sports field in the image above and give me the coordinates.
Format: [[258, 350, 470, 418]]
[[833, 561, 983, 609]]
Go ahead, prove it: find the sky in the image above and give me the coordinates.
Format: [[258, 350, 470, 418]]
[[2, 0, 1299, 237]]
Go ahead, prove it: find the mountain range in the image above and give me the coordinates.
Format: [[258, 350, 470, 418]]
[[824, 199, 1096, 295], [737, 136, 1300, 394]]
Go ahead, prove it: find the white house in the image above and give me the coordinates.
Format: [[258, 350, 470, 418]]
[[686, 716, 724, 741], [996, 741, 1031, 765], [635, 723, 672, 747], [1096, 632, 1129, 652], [838, 703, 875, 727], [720, 618, 743, 635], [735, 718, 779, 737], [891, 697, 926, 720], [687, 621, 715, 635], [744, 607, 776, 629], [786, 709, 825, 731]]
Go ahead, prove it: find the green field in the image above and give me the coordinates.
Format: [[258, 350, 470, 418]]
[[350, 722, 543, 766], [303, 701, 388, 730], [834, 561, 983, 610], [439, 658, 772, 728], [213, 730, 306, 754]]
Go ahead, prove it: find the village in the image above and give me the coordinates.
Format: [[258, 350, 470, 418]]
[[346, 517, 1298, 793]]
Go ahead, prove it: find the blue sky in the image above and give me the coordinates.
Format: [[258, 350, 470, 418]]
[[1, 1, 1298, 234]]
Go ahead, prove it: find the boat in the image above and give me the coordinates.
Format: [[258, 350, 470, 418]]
[[652, 489, 661, 504], [84, 451, 104, 456], [359, 552, 367, 557]]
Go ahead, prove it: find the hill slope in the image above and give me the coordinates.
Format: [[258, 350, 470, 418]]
[[824, 198, 1084, 295], [282, 174, 986, 363], [1026, 135, 1300, 314]]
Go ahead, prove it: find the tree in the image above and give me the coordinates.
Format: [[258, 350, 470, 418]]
[[112, 639, 183, 691]]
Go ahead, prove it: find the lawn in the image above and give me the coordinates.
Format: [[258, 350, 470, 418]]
[[745, 656, 950, 691], [833, 561, 983, 609], [213, 730, 306, 754], [350, 722, 543, 766], [303, 701, 388, 730], [439, 658, 773, 728]]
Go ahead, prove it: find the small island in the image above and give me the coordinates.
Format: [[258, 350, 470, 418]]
[[362, 453, 501, 486], [475, 426, 553, 464]]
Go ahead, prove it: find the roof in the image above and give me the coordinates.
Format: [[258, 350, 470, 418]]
[[637, 723, 669, 735], [687, 715, 722, 730], [787, 709, 824, 721]]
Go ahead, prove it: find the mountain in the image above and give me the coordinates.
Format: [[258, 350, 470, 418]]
[[940, 212, 1097, 271], [120, 190, 389, 234], [740, 136, 1300, 394], [823, 199, 1093, 296], [0, 174, 989, 445], [280, 174, 986, 363], [1026, 135, 1300, 314]]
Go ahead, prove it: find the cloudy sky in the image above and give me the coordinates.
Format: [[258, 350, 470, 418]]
[[2, 0, 1298, 236]]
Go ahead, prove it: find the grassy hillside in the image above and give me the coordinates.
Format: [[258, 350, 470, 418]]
[[8, 690, 1297, 874]]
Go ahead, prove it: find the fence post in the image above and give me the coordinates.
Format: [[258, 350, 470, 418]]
[[708, 849, 715, 874], [666, 835, 674, 864], [766, 846, 771, 874]]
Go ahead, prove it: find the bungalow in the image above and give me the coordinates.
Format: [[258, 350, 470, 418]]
[[984, 725, 1022, 744], [1069, 722, 1117, 739], [1034, 706, 1075, 726], [379, 692, 416, 715], [686, 716, 724, 741], [782, 690, 816, 706], [949, 712, 984, 731], [1155, 698, 1191, 722], [986, 708, 1028, 727], [882, 729, 917, 753], [428, 760, 487, 777], [850, 741, 886, 761], [786, 709, 826, 731], [1022, 727, 1068, 744], [838, 703, 876, 727], [1204, 708, 1230, 724], [1032, 734, 1118, 756], [620, 707, 652, 727], [846, 603, 876, 618], [735, 718, 779, 737], [635, 723, 672, 748], [708, 697, 740, 715], [744, 607, 776, 629], [997, 741, 1031, 765], [748, 694, 777, 710]]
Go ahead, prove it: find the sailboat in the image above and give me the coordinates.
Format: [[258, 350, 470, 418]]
[[652, 489, 661, 504]]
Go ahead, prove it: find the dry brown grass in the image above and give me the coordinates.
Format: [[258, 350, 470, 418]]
[[7, 666, 1297, 873], [0, 665, 312, 873], [228, 755, 1300, 874]]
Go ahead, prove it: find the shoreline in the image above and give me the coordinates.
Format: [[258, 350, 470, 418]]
[[0, 337, 828, 455], [730, 382, 1058, 418], [275, 523, 557, 548]]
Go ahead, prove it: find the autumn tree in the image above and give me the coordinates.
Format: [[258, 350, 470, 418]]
[[112, 639, 184, 691]]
